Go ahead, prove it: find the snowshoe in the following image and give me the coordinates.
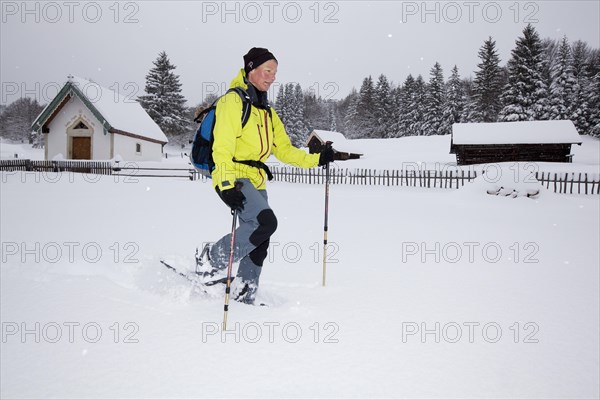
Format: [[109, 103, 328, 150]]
[[195, 243, 222, 279]]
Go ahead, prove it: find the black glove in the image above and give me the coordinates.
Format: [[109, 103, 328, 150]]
[[219, 184, 245, 211], [318, 146, 336, 166]]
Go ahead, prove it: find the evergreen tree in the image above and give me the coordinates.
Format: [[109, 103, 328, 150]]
[[541, 38, 560, 91], [327, 102, 337, 132], [355, 76, 376, 138], [587, 70, 600, 137], [422, 62, 445, 135], [499, 24, 550, 122], [440, 66, 465, 135], [460, 77, 476, 123], [373, 74, 395, 138], [303, 91, 330, 134], [138, 51, 188, 140], [471, 37, 504, 122], [274, 84, 289, 126], [388, 86, 403, 138], [274, 83, 309, 146], [570, 40, 592, 134], [0, 97, 45, 144], [588, 48, 600, 77], [399, 75, 426, 136], [397, 74, 415, 137], [584, 50, 600, 136], [549, 36, 577, 120], [341, 89, 359, 138], [288, 83, 308, 146], [413, 76, 427, 136]]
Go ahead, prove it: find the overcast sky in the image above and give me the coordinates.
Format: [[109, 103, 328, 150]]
[[1, 1, 599, 106]]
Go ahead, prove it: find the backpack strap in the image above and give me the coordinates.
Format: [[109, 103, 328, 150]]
[[227, 87, 252, 128], [232, 159, 274, 181]]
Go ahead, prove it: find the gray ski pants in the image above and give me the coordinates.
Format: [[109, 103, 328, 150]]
[[210, 178, 278, 287]]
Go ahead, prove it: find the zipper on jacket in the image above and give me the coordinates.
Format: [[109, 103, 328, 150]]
[[258, 109, 270, 161]]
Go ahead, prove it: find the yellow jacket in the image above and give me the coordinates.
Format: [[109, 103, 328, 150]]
[[211, 69, 320, 191]]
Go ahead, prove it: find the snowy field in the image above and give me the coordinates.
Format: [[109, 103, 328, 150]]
[[1, 136, 599, 399]]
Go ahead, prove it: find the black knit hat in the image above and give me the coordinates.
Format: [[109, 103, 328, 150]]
[[244, 47, 277, 74]]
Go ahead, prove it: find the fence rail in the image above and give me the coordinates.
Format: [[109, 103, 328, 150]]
[[269, 166, 600, 194], [270, 166, 477, 189], [0, 159, 113, 175], [1, 160, 598, 195]]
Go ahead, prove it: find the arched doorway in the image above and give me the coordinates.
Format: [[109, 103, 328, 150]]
[[67, 119, 93, 159]]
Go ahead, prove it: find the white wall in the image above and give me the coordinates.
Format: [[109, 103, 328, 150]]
[[112, 133, 163, 162]]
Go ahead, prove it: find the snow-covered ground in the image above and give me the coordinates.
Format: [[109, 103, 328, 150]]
[[1, 136, 599, 398], [4, 133, 599, 171]]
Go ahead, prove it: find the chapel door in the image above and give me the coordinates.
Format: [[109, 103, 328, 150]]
[[72, 137, 91, 160]]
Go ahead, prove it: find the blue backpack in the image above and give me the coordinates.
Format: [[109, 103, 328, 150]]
[[190, 87, 251, 177]]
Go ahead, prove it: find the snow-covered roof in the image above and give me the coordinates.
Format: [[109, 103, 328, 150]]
[[452, 120, 582, 145], [306, 130, 363, 154], [32, 76, 168, 144], [309, 130, 347, 144]]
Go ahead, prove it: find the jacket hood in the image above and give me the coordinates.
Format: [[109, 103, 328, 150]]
[[230, 69, 249, 90], [230, 68, 270, 109]]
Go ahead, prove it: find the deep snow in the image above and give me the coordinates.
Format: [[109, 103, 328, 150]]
[[1, 136, 599, 399]]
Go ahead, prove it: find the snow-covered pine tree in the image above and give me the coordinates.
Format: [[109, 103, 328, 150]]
[[541, 38, 560, 92], [0, 97, 45, 144], [587, 69, 600, 137], [422, 62, 445, 135], [342, 89, 360, 138], [328, 102, 337, 132], [373, 74, 395, 138], [289, 83, 308, 146], [303, 90, 330, 134], [355, 76, 377, 138], [399, 75, 426, 136], [440, 65, 465, 135], [499, 24, 550, 122], [274, 83, 308, 147], [471, 37, 504, 122], [582, 49, 600, 136], [387, 86, 403, 138], [138, 51, 188, 141], [274, 84, 287, 121], [549, 36, 577, 120], [569, 40, 592, 134], [413, 76, 427, 136], [397, 74, 415, 137]]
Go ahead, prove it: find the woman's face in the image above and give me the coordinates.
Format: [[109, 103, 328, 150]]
[[248, 59, 278, 92]]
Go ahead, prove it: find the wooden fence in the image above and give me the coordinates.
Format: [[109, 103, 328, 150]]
[[270, 166, 600, 194], [270, 166, 477, 189], [0, 159, 194, 179], [535, 171, 600, 195], [0, 159, 113, 175], [1, 160, 598, 194]]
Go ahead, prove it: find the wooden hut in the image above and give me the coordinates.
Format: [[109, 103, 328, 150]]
[[450, 120, 582, 165]]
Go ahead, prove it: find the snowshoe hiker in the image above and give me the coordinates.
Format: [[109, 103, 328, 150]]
[[198, 47, 344, 304]]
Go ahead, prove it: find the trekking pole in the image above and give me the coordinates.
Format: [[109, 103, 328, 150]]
[[322, 160, 330, 287], [223, 182, 243, 331], [222, 208, 238, 331]]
